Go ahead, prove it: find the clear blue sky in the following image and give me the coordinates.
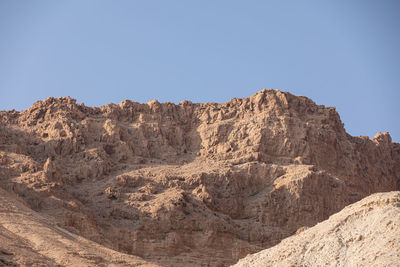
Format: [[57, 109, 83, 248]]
[[0, 1, 399, 141]]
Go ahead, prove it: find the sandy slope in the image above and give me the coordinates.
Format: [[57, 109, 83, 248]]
[[233, 191, 400, 267], [0, 188, 160, 267]]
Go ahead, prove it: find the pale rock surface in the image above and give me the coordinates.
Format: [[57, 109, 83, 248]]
[[0, 90, 399, 266], [233, 191, 400, 267]]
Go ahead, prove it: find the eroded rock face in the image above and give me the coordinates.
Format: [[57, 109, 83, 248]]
[[0, 187, 161, 267], [0, 90, 399, 266], [233, 191, 400, 267]]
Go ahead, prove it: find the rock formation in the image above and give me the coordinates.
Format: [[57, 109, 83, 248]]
[[0, 89, 399, 266], [233, 191, 400, 266], [0, 187, 160, 266]]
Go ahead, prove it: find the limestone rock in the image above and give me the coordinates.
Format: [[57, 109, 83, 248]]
[[0, 187, 160, 267], [42, 157, 61, 182], [0, 90, 399, 266], [232, 191, 400, 267]]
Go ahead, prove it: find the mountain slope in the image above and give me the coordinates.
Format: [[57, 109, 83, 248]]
[[0, 187, 159, 266], [233, 191, 400, 267], [0, 89, 399, 266]]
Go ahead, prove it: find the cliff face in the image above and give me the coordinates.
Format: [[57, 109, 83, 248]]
[[0, 89, 399, 266]]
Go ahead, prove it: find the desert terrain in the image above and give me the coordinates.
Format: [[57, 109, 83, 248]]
[[0, 89, 399, 266]]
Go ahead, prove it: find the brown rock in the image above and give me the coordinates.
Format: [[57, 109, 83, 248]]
[[0, 90, 398, 266], [42, 157, 62, 182]]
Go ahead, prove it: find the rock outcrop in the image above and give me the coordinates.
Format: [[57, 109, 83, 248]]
[[233, 191, 400, 267], [0, 89, 399, 266]]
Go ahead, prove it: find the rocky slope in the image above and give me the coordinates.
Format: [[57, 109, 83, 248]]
[[0, 89, 399, 266], [233, 191, 400, 267], [0, 187, 160, 267]]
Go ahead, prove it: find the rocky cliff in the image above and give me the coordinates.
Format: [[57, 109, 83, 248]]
[[0, 89, 399, 266]]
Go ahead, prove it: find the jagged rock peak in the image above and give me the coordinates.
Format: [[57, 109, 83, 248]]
[[6, 89, 326, 113], [2, 89, 345, 126]]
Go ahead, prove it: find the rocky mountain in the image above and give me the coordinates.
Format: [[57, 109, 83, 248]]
[[233, 191, 400, 266], [0, 89, 399, 266]]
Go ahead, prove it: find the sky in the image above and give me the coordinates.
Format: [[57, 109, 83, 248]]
[[0, 0, 399, 141]]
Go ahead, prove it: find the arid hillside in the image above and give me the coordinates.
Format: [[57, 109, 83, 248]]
[[0, 89, 399, 266], [233, 191, 400, 267], [0, 187, 160, 266]]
